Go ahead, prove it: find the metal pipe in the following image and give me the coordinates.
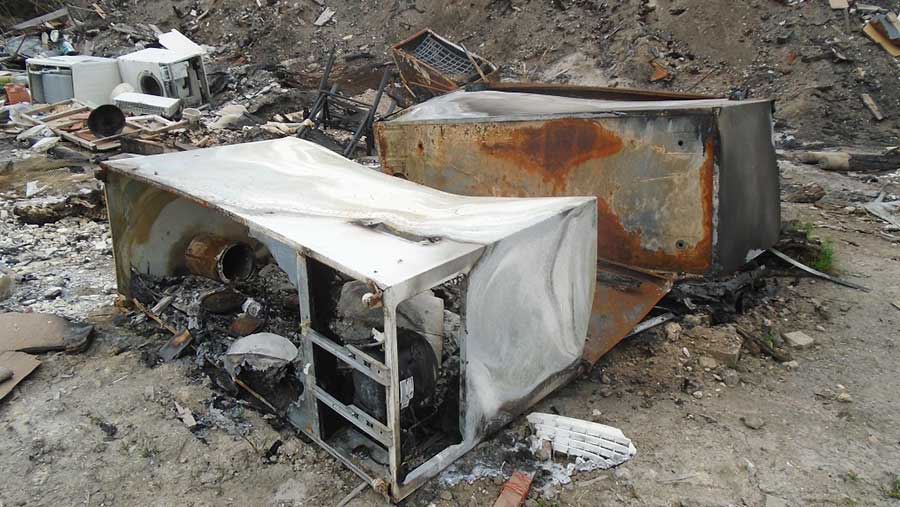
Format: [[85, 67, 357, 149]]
[[184, 234, 255, 283]]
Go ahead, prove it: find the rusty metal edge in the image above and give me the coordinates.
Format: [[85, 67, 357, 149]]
[[466, 82, 717, 101]]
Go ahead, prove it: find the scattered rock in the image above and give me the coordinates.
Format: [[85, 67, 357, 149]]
[[741, 416, 766, 430], [765, 495, 788, 507], [722, 368, 740, 387], [534, 439, 552, 461], [439, 491, 453, 501], [43, 286, 63, 300], [836, 392, 853, 403], [783, 360, 800, 370], [692, 390, 704, 399], [783, 331, 814, 349], [30, 136, 61, 153], [683, 314, 705, 327], [0, 271, 14, 301], [689, 326, 743, 367], [698, 356, 718, 370], [664, 321, 683, 341], [784, 182, 826, 203]]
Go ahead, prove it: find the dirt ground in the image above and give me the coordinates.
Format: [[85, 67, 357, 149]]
[[1, 151, 899, 507], [2, 1, 900, 506]]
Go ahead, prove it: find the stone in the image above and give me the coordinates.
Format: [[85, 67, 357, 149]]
[[683, 314, 705, 327], [664, 322, 683, 341], [836, 392, 853, 403], [439, 491, 452, 501], [534, 439, 552, 461], [692, 390, 704, 399], [43, 286, 63, 299], [783, 360, 800, 370], [765, 495, 788, 507], [30, 137, 60, 153], [741, 416, 765, 430], [0, 366, 13, 382], [0, 271, 14, 301], [690, 326, 743, 367], [698, 356, 718, 370], [722, 368, 740, 387], [783, 331, 814, 349], [784, 182, 825, 203]]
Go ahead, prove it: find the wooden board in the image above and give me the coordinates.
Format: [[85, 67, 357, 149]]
[[864, 22, 900, 57]]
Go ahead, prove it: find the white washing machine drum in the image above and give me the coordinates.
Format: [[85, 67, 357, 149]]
[[138, 71, 165, 97]]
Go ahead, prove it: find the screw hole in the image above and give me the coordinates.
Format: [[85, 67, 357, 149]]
[[675, 240, 687, 249], [677, 140, 684, 147]]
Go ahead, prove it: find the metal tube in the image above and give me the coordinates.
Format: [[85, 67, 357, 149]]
[[184, 234, 255, 283]]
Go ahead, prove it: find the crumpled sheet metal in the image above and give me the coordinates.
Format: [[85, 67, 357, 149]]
[[101, 137, 599, 501], [102, 137, 593, 290]]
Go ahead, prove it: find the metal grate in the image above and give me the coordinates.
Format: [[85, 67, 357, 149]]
[[410, 34, 475, 76]]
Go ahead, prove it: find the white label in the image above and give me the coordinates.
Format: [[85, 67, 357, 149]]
[[399, 377, 414, 409]]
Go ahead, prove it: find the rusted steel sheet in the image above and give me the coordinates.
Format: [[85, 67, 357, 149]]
[[392, 29, 498, 99], [467, 81, 714, 101], [378, 115, 718, 273], [375, 88, 780, 362], [376, 91, 780, 276], [585, 262, 674, 363]]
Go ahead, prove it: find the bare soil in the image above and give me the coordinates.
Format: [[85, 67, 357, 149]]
[[2, 1, 900, 506]]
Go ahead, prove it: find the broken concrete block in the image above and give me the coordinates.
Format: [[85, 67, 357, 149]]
[[783, 331, 814, 349], [698, 356, 718, 370], [688, 326, 743, 367], [30, 136, 60, 153]]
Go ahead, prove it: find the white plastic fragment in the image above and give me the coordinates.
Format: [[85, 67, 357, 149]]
[[527, 412, 636, 468]]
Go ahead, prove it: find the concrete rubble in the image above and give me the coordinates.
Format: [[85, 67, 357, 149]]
[[1, 1, 900, 506]]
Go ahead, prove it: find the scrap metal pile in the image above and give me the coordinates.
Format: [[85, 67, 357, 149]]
[[2, 11, 796, 502]]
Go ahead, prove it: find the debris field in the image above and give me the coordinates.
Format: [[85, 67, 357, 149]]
[[1, 1, 899, 506]]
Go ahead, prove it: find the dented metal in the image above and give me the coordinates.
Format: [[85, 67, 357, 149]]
[[375, 86, 781, 358], [100, 138, 598, 502]]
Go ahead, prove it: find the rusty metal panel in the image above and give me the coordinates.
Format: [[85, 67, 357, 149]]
[[467, 81, 714, 101], [378, 109, 719, 274], [585, 262, 674, 363], [375, 88, 780, 362], [375, 90, 779, 276]]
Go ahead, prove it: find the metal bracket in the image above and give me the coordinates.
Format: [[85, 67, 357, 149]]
[[312, 385, 392, 448], [307, 330, 390, 386]]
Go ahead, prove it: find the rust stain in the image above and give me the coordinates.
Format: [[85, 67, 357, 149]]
[[595, 141, 715, 273], [130, 185, 178, 245], [479, 119, 623, 192], [584, 263, 674, 364]]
